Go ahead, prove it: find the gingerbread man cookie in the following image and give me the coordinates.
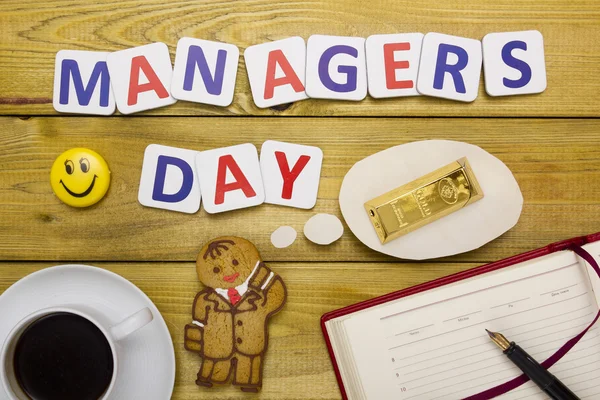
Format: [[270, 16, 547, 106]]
[[184, 237, 287, 392]]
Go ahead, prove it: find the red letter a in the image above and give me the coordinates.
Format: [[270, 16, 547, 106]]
[[214, 155, 257, 205], [263, 50, 305, 100], [128, 56, 169, 106], [275, 151, 311, 200]]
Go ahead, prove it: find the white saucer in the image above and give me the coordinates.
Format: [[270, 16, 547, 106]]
[[0, 265, 175, 400]]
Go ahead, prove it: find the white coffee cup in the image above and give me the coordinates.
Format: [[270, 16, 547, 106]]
[[0, 305, 153, 400]]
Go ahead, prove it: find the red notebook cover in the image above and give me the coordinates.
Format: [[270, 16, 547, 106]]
[[321, 232, 600, 400]]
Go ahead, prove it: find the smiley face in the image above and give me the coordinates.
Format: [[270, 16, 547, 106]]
[[50, 148, 111, 207]]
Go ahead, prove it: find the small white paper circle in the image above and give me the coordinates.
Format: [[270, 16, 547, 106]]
[[271, 226, 297, 248], [304, 213, 344, 245]]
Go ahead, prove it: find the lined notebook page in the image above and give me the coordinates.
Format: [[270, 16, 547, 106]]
[[334, 243, 600, 400]]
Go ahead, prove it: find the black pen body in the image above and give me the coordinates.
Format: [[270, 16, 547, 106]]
[[505, 343, 580, 400]]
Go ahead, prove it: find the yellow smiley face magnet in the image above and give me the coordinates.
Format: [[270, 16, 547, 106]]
[[50, 148, 111, 207]]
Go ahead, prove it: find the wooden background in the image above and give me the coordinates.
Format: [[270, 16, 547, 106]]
[[1, 1, 599, 399]]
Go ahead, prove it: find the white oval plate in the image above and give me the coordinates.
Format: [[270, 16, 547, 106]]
[[339, 140, 523, 259]]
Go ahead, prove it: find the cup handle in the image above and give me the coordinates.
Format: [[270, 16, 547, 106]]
[[109, 308, 153, 341]]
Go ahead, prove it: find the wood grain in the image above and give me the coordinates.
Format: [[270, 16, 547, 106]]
[[0, 261, 478, 399], [1, 116, 599, 263], [1, 0, 599, 116], [2, 2, 598, 399]]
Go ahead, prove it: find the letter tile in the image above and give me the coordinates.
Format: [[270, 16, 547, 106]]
[[365, 33, 423, 98], [417, 33, 482, 102], [482, 30, 546, 96], [138, 144, 201, 214], [196, 143, 265, 214], [305, 35, 367, 101], [171, 37, 239, 106], [107, 42, 177, 114], [53, 50, 115, 115], [244, 36, 308, 108], [260, 140, 323, 209]]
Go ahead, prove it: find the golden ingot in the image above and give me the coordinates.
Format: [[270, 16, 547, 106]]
[[364, 157, 483, 244]]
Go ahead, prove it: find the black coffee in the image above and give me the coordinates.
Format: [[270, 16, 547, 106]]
[[13, 312, 114, 400]]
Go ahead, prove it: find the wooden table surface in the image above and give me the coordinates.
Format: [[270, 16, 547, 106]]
[[1, 1, 599, 399]]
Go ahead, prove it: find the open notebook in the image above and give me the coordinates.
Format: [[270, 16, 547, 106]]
[[322, 234, 600, 400]]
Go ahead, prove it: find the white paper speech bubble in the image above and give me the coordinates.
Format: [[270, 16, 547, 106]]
[[339, 140, 523, 260]]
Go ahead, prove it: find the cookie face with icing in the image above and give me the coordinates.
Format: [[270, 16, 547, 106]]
[[196, 237, 261, 290]]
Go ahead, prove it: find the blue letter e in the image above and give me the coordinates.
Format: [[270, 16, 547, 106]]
[[433, 44, 469, 94], [59, 59, 111, 107], [152, 156, 194, 203]]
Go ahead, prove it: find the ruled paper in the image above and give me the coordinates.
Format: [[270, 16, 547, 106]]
[[339, 244, 600, 400]]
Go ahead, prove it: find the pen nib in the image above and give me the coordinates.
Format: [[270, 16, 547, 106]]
[[486, 329, 511, 351]]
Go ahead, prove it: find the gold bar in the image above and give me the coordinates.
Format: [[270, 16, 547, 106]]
[[364, 157, 483, 244]]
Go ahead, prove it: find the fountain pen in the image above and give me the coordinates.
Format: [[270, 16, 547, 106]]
[[486, 329, 580, 400]]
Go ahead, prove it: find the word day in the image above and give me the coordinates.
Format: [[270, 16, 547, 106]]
[[53, 31, 546, 115], [138, 141, 323, 214]]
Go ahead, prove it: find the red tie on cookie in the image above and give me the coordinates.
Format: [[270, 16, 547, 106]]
[[228, 287, 242, 305]]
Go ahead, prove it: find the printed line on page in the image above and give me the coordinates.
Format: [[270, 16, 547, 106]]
[[395, 328, 597, 382], [392, 305, 593, 362], [388, 293, 589, 351], [407, 365, 514, 391], [400, 338, 600, 385], [398, 328, 597, 375], [569, 371, 600, 387], [500, 304, 591, 333], [391, 324, 435, 338], [412, 343, 600, 400], [429, 369, 544, 400], [509, 351, 600, 398], [561, 366, 600, 381], [553, 357, 600, 375], [574, 382, 600, 399], [540, 283, 580, 296], [510, 311, 594, 340], [443, 310, 482, 323], [382, 264, 581, 324], [490, 297, 530, 309], [524, 327, 596, 352], [405, 372, 514, 400], [399, 332, 598, 389], [401, 338, 597, 382], [395, 323, 597, 377], [519, 321, 592, 347]]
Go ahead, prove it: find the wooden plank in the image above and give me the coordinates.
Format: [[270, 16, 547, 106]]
[[1, 117, 599, 262], [0, 0, 599, 116], [0, 261, 478, 399]]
